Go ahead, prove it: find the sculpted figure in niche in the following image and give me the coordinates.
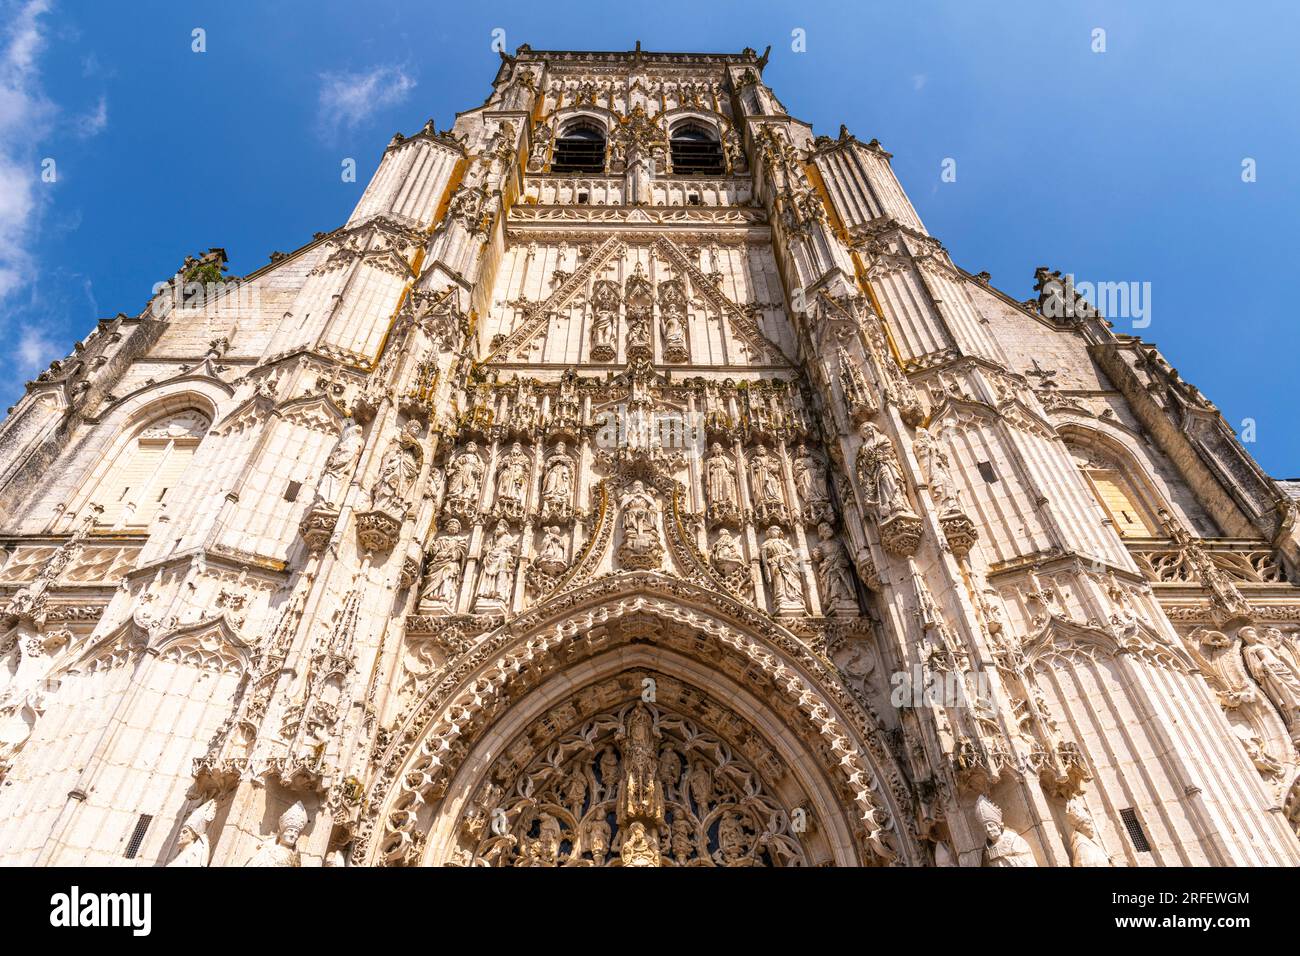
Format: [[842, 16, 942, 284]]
[[792, 444, 830, 509], [535, 526, 568, 575], [1066, 798, 1112, 867], [313, 418, 363, 508], [812, 523, 857, 611], [541, 442, 575, 517], [855, 421, 912, 522], [244, 800, 308, 867], [620, 821, 660, 867], [618, 481, 662, 567], [371, 420, 422, 515], [1241, 625, 1300, 742], [761, 526, 804, 611], [975, 794, 1037, 867], [478, 521, 518, 603], [661, 310, 687, 361], [166, 799, 216, 868], [494, 442, 531, 517], [421, 518, 468, 606], [584, 819, 611, 866], [446, 442, 484, 510], [589, 280, 620, 361], [914, 425, 962, 513], [750, 445, 785, 507], [710, 528, 745, 576], [705, 443, 739, 512]]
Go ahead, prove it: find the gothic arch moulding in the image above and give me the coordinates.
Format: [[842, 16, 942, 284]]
[[356, 573, 921, 867], [55, 385, 224, 534]]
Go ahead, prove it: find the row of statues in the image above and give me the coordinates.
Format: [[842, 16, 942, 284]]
[[168, 799, 309, 867], [704, 442, 831, 524], [444, 440, 575, 522]]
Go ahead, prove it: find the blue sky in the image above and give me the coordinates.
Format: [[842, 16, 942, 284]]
[[3, 0, 1298, 474]]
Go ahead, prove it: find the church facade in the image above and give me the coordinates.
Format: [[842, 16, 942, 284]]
[[2, 45, 1299, 868]]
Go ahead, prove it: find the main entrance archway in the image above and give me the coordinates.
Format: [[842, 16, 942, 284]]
[[357, 573, 920, 866]]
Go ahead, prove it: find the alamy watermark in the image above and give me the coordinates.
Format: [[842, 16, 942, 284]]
[[890, 663, 993, 711], [1039, 272, 1152, 329], [592, 405, 705, 459]]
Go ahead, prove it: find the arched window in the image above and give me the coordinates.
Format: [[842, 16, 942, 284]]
[[670, 122, 724, 175], [551, 121, 606, 174], [94, 409, 210, 529], [1065, 436, 1159, 538]]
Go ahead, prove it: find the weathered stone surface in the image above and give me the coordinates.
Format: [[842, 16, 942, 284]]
[[0, 46, 1298, 868]]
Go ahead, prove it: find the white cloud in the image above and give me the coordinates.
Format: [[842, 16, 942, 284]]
[[16, 322, 56, 373], [73, 93, 107, 137], [317, 65, 415, 141], [0, 0, 55, 305], [912, 73, 928, 92]]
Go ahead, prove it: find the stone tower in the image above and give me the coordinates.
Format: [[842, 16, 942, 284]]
[[2, 45, 1299, 868]]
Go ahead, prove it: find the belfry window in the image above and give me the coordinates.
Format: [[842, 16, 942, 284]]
[[551, 121, 606, 174], [93, 409, 210, 529], [670, 123, 724, 175]]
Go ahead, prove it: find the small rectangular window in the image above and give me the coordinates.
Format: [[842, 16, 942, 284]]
[[977, 461, 998, 483], [124, 814, 153, 859], [1119, 808, 1151, 852], [576, 192, 589, 204], [285, 480, 302, 502], [687, 193, 702, 206]]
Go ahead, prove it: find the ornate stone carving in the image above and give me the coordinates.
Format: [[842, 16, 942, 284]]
[[761, 526, 805, 614], [540, 442, 575, 523], [855, 422, 922, 556], [975, 794, 1037, 867], [704, 443, 741, 527], [421, 519, 468, 609], [244, 801, 309, 867], [476, 521, 519, 607], [167, 800, 217, 867], [617, 480, 664, 571]]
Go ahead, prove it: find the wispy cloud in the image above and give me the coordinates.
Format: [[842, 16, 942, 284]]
[[912, 73, 928, 92], [16, 321, 56, 375], [316, 64, 415, 141], [0, 0, 56, 304], [73, 92, 107, 138]]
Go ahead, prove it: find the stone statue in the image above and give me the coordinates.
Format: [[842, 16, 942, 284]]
[[661, 308, 687, 362], [584, 819, 611, 866], [244, 800, 308, 867], [812, 523, 857, 611], [618, 481, 662, 569], [761, 526, 804, 611], [704, 443, 739, 513], [541, 442, 574, 515], [535, 525, 568, 575], [914, 425, 962, 513], [421, 518, 468, 606], [855, 421, 911, 522], [620, 820, 660, 867], [313, 418, 363, 508], [975, 794, 1037, 867], [166, 799, 216, 867], [793, 444, 830, 508], [1066, 797, 1112, 867], [371, 421, 422, 515], [446, 442, 484, 510], [710, 528, 745, 576], [478, 521, 518, 603], [750, 445, 785, 507], [589, 280, 620, 360], [1241, 625, 1300, 741], [494, 442, 531, 517]]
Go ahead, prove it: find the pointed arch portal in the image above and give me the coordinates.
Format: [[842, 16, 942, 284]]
[[359, 573, 920, 867]]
